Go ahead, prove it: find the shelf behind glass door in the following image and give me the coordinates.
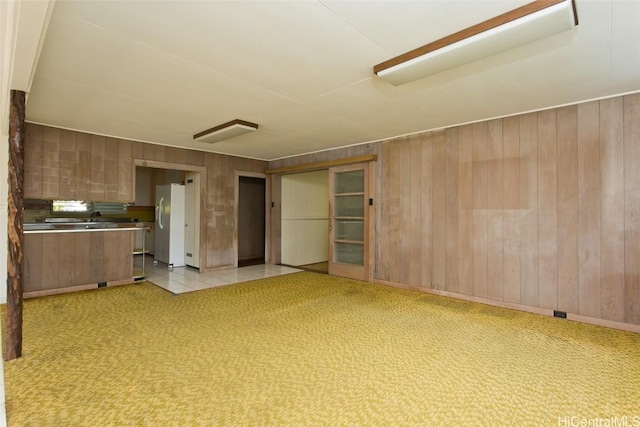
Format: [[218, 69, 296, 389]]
[[334, 242, 364, 265], [334, 219, 364, 242], [335, 170, 364, 194], [334, 195, 364, 217]]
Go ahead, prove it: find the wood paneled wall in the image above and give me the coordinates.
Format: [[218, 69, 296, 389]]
[[376, 94, 640, 326], [268, 93, 640, 328], [24, 124, 267, 271]]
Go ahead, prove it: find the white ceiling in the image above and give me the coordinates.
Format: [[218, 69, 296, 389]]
[[25, 0, 640, 161]]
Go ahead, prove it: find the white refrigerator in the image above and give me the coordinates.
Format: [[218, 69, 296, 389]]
[[155, 184, 185, 268]]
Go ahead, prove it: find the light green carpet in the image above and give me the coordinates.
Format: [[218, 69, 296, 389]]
[[2, 272, 639, 426]]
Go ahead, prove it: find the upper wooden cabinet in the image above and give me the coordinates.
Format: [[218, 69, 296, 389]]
[[24, 124, 134, 202]]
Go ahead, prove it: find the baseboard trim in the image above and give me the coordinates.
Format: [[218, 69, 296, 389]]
[[24, 278, 134, 299], [373, 278, 640, 334]]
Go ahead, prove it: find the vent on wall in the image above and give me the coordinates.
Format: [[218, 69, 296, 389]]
[[194, 119, 259, 144]]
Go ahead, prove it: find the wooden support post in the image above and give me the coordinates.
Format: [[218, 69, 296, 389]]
[[6, 90, 26, 361]]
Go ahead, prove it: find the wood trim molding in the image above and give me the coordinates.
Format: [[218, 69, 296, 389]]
[[373, 0, 575, 74], [374, 278, 640, 334], [134, 158, 206, 173], [265, 154, 377, 175], [23, 278, 133, 299]]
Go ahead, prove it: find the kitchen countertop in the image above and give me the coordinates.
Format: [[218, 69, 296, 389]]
[[24, 220, 147, 233]]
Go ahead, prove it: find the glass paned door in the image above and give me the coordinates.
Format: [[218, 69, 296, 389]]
[[329, 164, 369, 281]]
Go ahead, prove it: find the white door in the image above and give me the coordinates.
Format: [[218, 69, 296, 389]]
[[184, 172, 201, 268]]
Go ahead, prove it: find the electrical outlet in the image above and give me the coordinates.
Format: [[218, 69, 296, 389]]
[[553, 310, 567, 318]]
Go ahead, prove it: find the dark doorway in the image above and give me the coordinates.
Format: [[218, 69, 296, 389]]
[[238, 176, 266, 267]]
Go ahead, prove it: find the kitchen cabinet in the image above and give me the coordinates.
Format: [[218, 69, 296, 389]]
[[24, 229, 135, 296], [24, 123, 134, 202], [24, 124, 43, 198], [59, 128, 77, 200], [90, 134, 105, 201]]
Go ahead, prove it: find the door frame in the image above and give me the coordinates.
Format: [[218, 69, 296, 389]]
[[184, 171, 201, 268], [267, 156, 375, 282], [234, 171, 269, 267], [134, 159, 207, 271]]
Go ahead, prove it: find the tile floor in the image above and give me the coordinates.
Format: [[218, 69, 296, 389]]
[[134, 255, 301, 294]]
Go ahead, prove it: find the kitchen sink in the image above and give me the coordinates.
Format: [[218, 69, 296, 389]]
[[24, 223, 54, 231], [44, 217, 87, 223], [83, 222, 118, 229], [44, 217, 133, 223]]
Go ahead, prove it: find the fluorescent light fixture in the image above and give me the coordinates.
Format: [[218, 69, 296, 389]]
[[374, 0, 578, 86], [194, 119, 259, 144]]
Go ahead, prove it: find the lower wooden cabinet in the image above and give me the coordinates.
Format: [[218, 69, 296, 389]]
[[24, 230, 135, 295]]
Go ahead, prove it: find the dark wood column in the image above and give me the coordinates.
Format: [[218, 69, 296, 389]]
[[6, 90, 26, 361]]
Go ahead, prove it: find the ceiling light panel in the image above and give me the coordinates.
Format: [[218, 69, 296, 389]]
[[194, 119, 259, 144], [374, 0, 578, 86]]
